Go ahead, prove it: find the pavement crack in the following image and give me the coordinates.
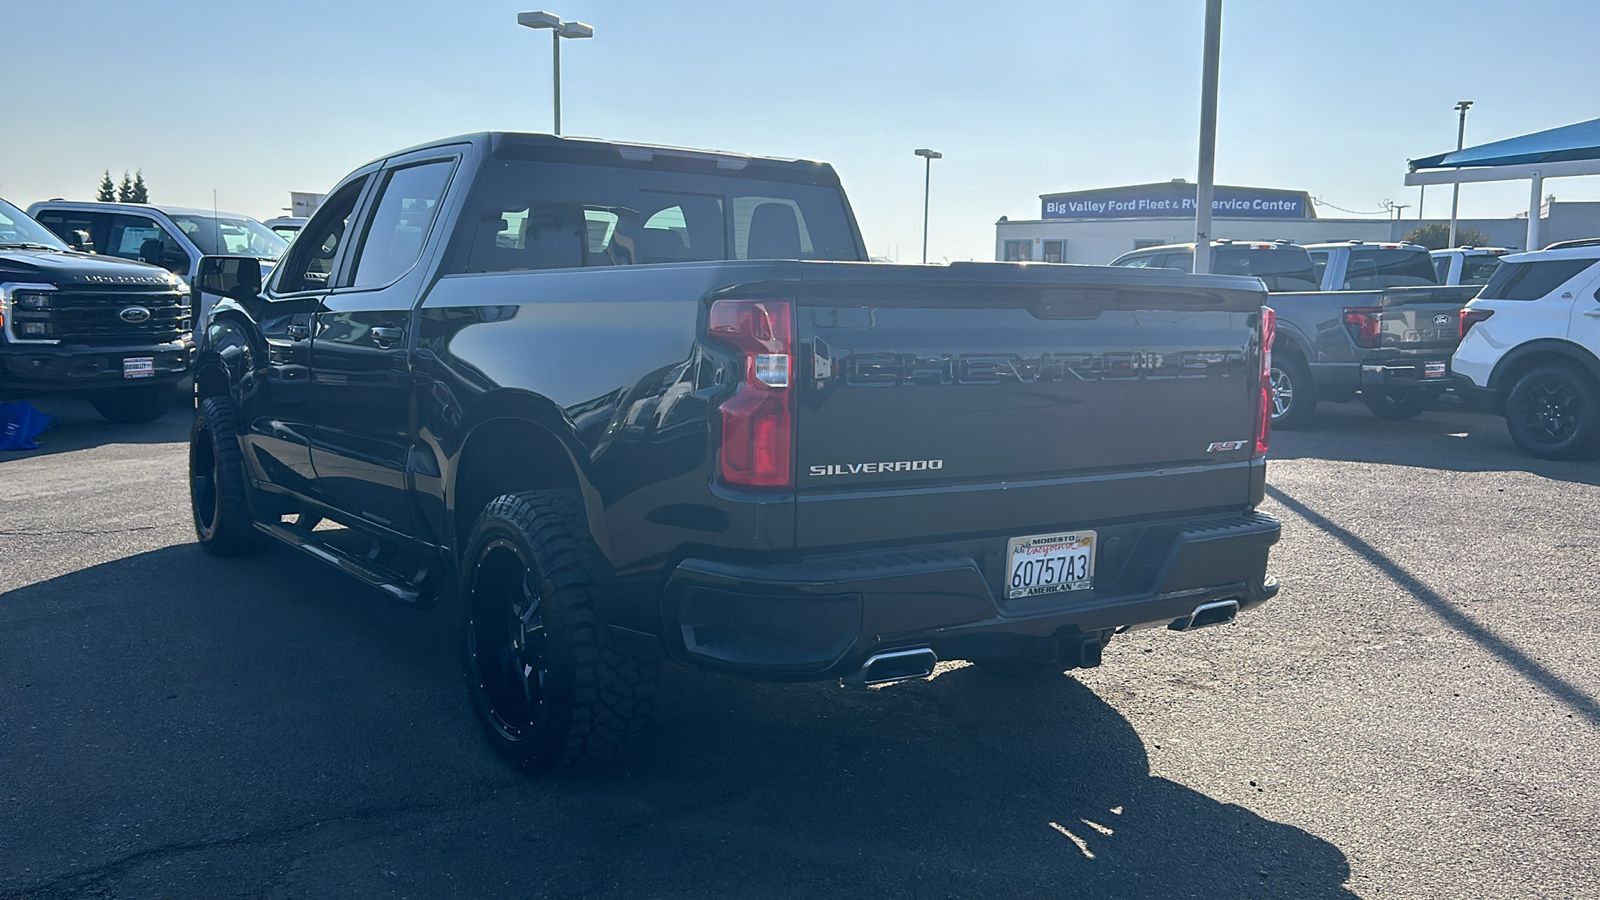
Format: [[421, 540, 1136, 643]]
[[0, 524, 172, 537]]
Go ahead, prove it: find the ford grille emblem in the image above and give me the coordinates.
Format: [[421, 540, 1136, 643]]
[[1432, 314, 1452, 326], [119, 306, 152, 324]]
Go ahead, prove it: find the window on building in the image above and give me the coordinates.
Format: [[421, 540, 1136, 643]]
[[1003, 240, 1032, 262], [1042, 240, 1065, 263]]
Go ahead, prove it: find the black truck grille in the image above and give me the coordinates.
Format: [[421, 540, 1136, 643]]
[[8, 287, 190, 344]]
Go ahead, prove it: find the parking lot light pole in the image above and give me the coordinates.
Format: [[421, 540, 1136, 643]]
[[1192, 0, 1222, 275], [1448, 100, 1473, 247], [517, 11, 594, 135], [914, 148, 942, 264]]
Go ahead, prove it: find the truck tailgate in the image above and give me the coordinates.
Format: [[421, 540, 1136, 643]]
[[1366, 285, 1481, 352], [792, 263, 1268, 547]]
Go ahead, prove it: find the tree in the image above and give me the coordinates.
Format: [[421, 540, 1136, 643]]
[[1402, 222, 1492, 251], [129, 170, 149, 204], [117, 171, 134, 203], [96, 171, 116, 202]]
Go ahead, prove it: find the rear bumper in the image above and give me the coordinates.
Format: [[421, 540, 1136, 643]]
[[1359, 358, 1453, 390], [0, 339, 191, 396], [661, 510, 1280, 680], [1450, 372, 1499, 412]]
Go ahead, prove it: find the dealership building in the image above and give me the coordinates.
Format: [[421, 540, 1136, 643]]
[[994, 179, 1600, 265]]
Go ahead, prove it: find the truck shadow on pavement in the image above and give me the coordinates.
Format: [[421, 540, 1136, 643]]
[[2, 541, 1356, 899], [1269, 400, 1600, 487]]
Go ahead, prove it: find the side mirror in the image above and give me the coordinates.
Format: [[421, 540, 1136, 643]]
[[197, 255, 262, 299], [194, 256, 263, 350]]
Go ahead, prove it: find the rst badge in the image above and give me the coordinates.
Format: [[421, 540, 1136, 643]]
[[1206, 440, 1248, 452]]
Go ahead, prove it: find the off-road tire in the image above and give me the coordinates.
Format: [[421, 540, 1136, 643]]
[[190, 396, 267, 556], [1269, 354, 1317, 429], [461, 490, 657, 774], [1363, 388, 1435, 420], [1504, 363, 1600, 460], [90, 383, 171, 424]]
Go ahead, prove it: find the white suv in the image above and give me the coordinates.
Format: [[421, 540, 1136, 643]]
[[1452, 241, 1600, 459]]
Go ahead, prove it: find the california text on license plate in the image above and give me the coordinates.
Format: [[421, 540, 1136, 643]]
[[123, 357, 155, 379], [1006, 530, 1096, 599]]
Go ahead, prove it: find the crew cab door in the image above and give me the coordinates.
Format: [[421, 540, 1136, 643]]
[[244, 172, 376, 499], [307, 151, 461, 537]]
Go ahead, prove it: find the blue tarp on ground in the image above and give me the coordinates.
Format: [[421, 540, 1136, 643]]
[[1411, 117, 1600, 170], [0, 401, 52, 451]]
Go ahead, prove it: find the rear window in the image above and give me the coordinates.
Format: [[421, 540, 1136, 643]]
[[1458, 255, 1503, 286], [446, 157, 860, 274], [1341, 249, 1437, 289], [1212, 247, 1318, 291], [1479, 258, 1599, 300]]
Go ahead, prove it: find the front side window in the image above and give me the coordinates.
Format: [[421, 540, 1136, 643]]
[[1479, 258, 1599, 301], [170, 215, 288, 260], [1114, 254, 1154, 268], [1003, 240, 1031, 262], [349, 160, 455, 288], [107, 215, 188, 274], [275, 177, 369, 295]]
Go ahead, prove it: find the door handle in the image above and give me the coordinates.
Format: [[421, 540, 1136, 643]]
[[286, 323, 310, 340], [1584, 309, 1600, 318], [369, 326, 404, 347]]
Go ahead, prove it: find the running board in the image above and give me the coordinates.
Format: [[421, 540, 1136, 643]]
[[254, 520, 435, 608]]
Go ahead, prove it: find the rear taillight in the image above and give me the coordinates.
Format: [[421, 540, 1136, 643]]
[[708, 299, 793, 490], [1342, 306, 1383, 349], [1256, 306, 1275, 457], [1460, 307, 1494, 340]]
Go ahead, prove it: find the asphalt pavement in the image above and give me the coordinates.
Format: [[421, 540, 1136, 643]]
[[2, 395, 1597, 899]]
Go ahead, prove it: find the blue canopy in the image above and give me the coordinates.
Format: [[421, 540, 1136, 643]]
[[1410, 117, 1600, 170]]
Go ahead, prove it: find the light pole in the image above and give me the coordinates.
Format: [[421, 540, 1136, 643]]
[[914, 148, 941, 264], [517, 11, 594, 135], [1448, 99, 1473, 247], [1192, 0, 1222, 275]]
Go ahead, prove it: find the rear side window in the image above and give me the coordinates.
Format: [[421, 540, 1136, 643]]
[[1342, 249, 1437, 289], [1211, 248, 1318, 291], [1479, 258, 1599, 300], [1459, 256, 1502, 286], [349, 160, 455, 288], [1309, 251, 1329, 287], [447, 158, 859, 274]]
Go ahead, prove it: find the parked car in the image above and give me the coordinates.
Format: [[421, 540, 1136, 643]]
[[1304, 241, 1438, 291], [28, 201, 287, 338], [0, 197, 191, 422], [1431, 246, 1512, 286], [189, 132, 1282, 772], [1109, 240, 1320, 291], [263, 216, 307, 241], [1452, 241, 1600, 459]]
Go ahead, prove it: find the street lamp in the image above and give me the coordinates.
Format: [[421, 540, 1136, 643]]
[[914, 148, 942, 264], [1448, 99, 1473, 247], [517, 11, 594, 135]]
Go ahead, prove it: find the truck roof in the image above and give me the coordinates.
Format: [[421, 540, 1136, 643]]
[[28, 200, 261, 220], [373, 132, 843, 185]]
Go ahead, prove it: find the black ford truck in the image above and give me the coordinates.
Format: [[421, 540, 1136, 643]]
[[189, 133, 1281, 772], [1, 198, 190, 422]]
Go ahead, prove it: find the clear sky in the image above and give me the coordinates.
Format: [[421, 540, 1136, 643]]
[[3, 0, 1597, 261]]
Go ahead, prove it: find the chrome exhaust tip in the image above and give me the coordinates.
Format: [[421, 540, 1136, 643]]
[[847, 647, 938, 686], [1169, 599, 1240, 632]]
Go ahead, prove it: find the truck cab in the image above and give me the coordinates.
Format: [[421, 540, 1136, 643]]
[[1109, 240, 1319, 291], [1431, 246, 1512, 286]]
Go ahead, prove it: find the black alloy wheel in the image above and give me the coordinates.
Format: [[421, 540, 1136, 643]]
[[1505, 364, 1600, 460], [466, 539, 550, 745], [190, 396, 265, 556]]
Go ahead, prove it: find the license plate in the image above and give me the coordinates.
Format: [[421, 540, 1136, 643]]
[[123, 357, 154, 379], [1006, 530, 1096, 599], [1424, 361, 1447, 379]]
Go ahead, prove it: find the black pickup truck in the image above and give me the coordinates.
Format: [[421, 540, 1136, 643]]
[[189, 133, 1281, 772], [1, 198, 190, 422]]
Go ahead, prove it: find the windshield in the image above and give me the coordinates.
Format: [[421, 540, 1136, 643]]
[[0, 199, 70, 251], [170, 214, 289, 259], [1341, 248, 1438, 289]]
